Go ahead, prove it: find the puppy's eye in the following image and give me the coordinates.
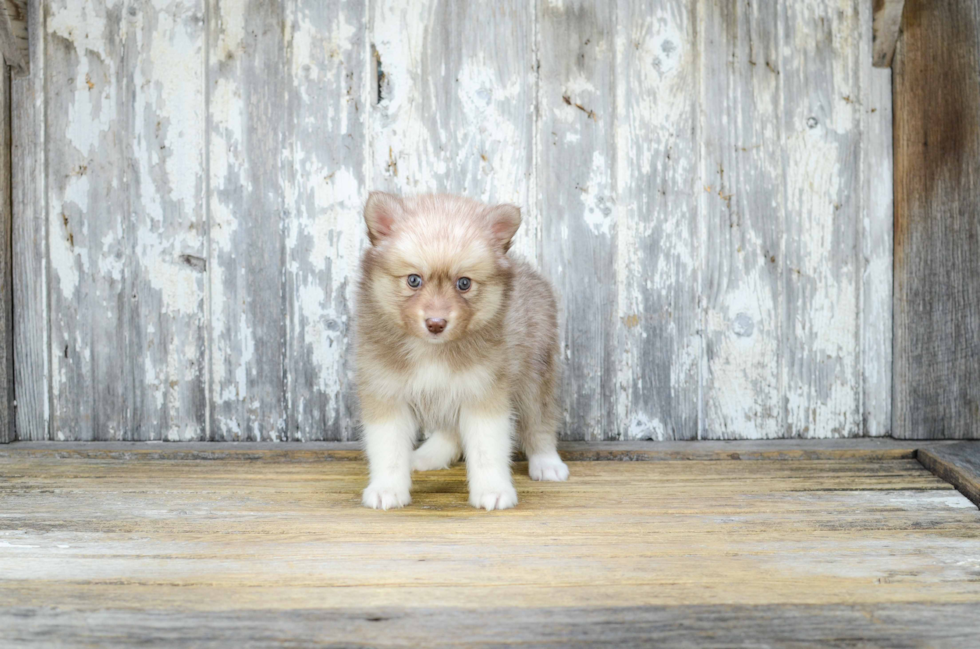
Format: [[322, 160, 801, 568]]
[[407, 274, 422, 289], [456, 277, 472, 292]]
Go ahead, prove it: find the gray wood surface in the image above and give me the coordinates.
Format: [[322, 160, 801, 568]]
[[14, 0, 895, 441], [918, 442, 980, 507], [0, 59, 11, 443], [873, 0, 905, 67], [0, 0, 28, 75], [615, 0, 700, 440], [285, 0, 368, 441], [3, 603, 980, 648], [537, 1, 617, 440], [45, 0, 133, 440], [10, 0, 44, 440], [207, 0, 288, 441], [893, 0, 980, 439], [0, 450, 977, 646]]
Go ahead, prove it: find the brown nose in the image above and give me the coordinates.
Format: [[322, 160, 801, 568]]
[[425, 318, 447, 334]]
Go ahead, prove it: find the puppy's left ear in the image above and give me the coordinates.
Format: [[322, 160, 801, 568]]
[[486, 204, 522, 252]]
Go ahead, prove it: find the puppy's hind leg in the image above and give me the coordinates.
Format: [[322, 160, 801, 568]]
[[412, 429, 461, 471], [519, 404, 569, 482]]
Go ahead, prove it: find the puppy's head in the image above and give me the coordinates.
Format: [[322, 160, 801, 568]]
[[361, 192, 520, 343]]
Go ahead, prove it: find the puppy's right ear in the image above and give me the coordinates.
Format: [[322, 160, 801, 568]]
[[363, 192, 404, 245]]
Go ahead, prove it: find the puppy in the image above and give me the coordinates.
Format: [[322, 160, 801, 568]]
[[356, 192, 569, 511]]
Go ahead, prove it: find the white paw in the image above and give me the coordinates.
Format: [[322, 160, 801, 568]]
[[362, 481, 411, 510], [528, 454, 570, 482], [469, 483, 518, 511]]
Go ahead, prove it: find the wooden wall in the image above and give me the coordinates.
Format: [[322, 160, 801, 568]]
[[12, 0, 894, 442], [893, 0, 980, 439]]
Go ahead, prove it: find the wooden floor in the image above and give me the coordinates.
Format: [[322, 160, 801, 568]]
[[1, 443, 980, 646]]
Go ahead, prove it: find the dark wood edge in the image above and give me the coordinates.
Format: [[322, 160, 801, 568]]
[[916, 443, 980, 508], [0, 438, 961, 462]]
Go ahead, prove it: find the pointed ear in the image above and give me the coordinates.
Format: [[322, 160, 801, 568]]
[[363, 192, 404, 245], [486, 204, 522, 252]]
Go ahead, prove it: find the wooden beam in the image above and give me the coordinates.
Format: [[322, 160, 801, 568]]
[[918, 443, 980, 507], [893, 0, 980, 439], [0, 0, 27, 75], [0, 59, 11, 443], [873, 0, 906, 67]]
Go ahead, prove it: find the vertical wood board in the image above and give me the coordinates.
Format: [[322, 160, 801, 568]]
[[893, 0, 980, 439], [11, 0, 46, 440], [11, 0, 897, 441]]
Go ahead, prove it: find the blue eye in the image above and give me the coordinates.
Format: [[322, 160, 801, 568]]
[[407, 274, 422, 288], [456, 277, 471, 292]]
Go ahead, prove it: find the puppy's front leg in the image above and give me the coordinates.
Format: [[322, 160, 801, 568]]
[[459, 400, 517, 511], [361, 398, 416, 510]]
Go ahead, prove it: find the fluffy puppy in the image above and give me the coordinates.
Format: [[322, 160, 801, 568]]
[[356, 192, 568, 511]]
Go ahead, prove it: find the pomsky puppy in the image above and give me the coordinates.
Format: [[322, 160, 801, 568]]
[[356, 192, 569, 511]]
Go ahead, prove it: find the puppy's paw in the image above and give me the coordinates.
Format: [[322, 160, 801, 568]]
[[362, 481, 411, 510], [468, 483, 518, 511], [528, 453, 570, 482]]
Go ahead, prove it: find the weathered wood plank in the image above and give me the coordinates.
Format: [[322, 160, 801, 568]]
[[369, 0, 534, 224], [1, 437, 953, 462], [45, 1, 134, 440], [282, 0, 366, 441], [872, 0, 905, 68], [918, 442, 980, 507], [700, 0, 783, 439], [128, 0, 208, 440], [537, 1, 617, 440], [0, 454, 975, 641], [0, 59, 11, 443], [893, 0, 980, 440], [0, 0, 28, 75], [861, 4, 894, 436], [613, 1, 699, 440], [780, 0, 863, 438], [11, 0, 46, 440], [207, 0, 288, 440], [3, 603, 980, 648]]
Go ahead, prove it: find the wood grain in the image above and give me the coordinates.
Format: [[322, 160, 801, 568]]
[[873, 0, 905, 68], [918, 442, 980, 507], [284, 0, 368, 441], [11, 1, 896, 441], [614, 0, 700, 441], [10, 0, 45, 440], [3, 603, 980, 648], [700, 0, 783, 439], [128, 0, 208, 441], [45, 0, 132, 440], [0, 59, 11, 443], [893, 0, 980, 440], [780, 0, 864, 438], [0, 453, 977, 645], [861, 4, 895, 438], [207, 0, 288, 441], [0, 0, 28, 75], [1, 437, 952, 462], [537, 0, 617, 440]]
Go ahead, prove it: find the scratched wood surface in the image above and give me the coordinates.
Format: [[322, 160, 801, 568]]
[[0, 452, 978, 645], [0, 59, 11, 443], [13, 0, 895, 441], [893, 0, 980, 440]]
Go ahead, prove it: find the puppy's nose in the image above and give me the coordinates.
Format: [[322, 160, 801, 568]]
[[425, 318, 447, 334]]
